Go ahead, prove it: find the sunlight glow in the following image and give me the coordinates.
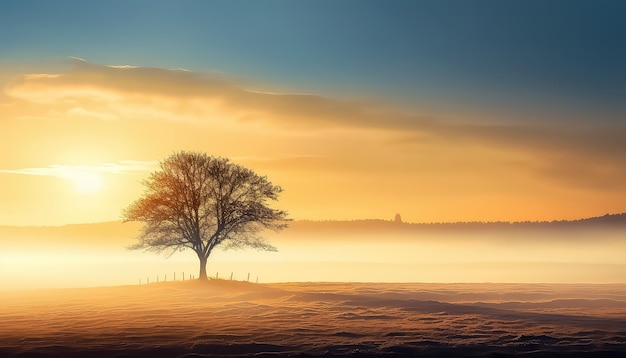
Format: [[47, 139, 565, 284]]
[[71, 171, 103, 193]]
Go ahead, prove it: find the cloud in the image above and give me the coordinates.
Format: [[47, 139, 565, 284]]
[[66, 107, 118, 120], [2, 58, 625, 193], [440, 123, 626, 189], [4, 58, 419, 128], [0, 161, 158, 179]]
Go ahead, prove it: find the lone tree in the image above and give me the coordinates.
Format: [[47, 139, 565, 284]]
[[123, 151, 289, 280]]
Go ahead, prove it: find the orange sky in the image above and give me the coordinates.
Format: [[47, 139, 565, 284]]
[[1, 58, 625, 226]]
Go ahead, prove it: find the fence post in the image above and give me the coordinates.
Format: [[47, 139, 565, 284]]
[[183, 272, 185, 281], [230, 272, 233, 280], [174, 272, 176, 281], [216, 272, 219, 280], [165, 274, 167, 282], [256, 276, 258, 284], [247, 273, 250, 282], [147, 277, 149, 284]]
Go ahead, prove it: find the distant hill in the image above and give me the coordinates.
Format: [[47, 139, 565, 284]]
[[566, 212, 626, 226], [288, 213, 626, 233], [1, 213, 624, 247]]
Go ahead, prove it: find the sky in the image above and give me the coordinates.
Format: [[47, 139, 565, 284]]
[[0, 0, 625, 226]]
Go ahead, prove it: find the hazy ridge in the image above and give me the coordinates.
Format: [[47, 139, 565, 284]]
[[1, 212, 625, 244], [293, 212, 626, 230], [2, 213, 625, 288]]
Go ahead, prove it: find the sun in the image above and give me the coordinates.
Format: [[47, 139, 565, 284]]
[[71, 171, 104, 194]]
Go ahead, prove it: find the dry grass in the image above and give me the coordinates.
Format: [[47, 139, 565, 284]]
[[1, 281, 626, 357]]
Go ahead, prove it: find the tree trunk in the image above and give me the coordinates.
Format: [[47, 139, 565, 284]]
[[198, 256, 208, 280]]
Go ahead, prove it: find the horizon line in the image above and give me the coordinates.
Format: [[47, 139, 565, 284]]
[[3, 211, 625, 229]]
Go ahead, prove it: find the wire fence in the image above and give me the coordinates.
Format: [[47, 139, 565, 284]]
[[138, 272, 259, 285]]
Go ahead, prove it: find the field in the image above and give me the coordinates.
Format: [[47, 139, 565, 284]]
[[1, 280, 626, 357]]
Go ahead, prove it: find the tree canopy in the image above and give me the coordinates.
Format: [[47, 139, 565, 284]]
[[123, 151, 289, 279]]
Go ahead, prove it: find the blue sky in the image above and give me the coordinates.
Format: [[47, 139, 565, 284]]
[[2, 0, 624, 122], [1, 1, 626, 225]]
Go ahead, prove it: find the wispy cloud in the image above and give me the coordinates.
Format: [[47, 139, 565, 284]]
[[4, 57, 403, 128], [2, 58, 626, 194], [0, 161, 158, 179]]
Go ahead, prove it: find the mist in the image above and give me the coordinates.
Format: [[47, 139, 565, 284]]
[[1, 219, 625, 291]]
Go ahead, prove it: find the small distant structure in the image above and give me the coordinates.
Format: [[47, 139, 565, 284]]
[[394, 213, 403, 224]]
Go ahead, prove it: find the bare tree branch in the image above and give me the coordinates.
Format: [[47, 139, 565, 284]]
[[122, 151, 290, 280]]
